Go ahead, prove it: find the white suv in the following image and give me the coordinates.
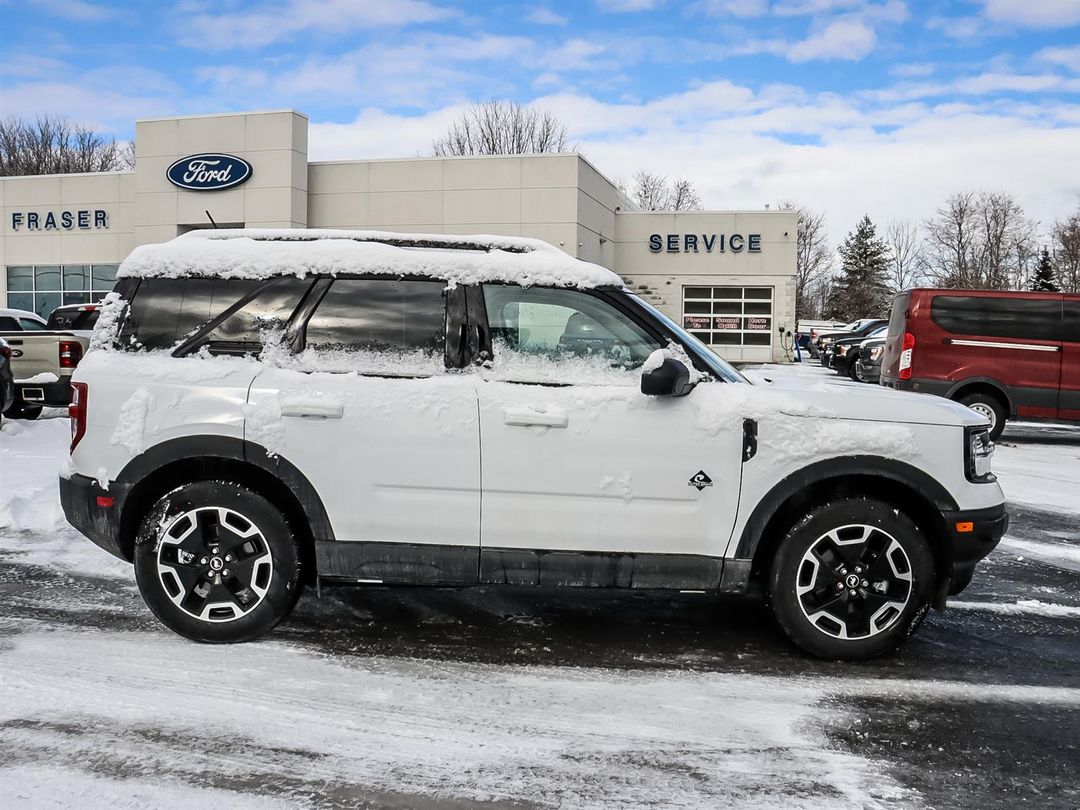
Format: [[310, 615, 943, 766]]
[[60, 230, 1007, 659]]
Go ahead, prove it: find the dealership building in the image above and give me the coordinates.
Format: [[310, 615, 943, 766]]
[[0, 109, 797, 363]]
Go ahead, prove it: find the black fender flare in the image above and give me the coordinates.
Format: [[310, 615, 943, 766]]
[[115, 435, 335, 548], [944, 377, 1014, 414], [733, 455, 958, 560]]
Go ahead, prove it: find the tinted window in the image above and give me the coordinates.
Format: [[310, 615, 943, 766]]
[[1065, 301, 1080, 344], [930, 295, 1062, 342], [118, 278, 262, 350], [201, 276, 314, 348], [305, 279, 446, 355], [0, 317, 18, 331], [19, 317, 46, 330], [47, 309, 98, 331], [887, 293, 909, 338]]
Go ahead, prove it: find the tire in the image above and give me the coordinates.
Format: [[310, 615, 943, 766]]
[[768, 497, 935, 660], [5, 403, 42, 420], [133, 480, 303, 643], [847, 359, 860, 381], [959, 392, 1007, 441]]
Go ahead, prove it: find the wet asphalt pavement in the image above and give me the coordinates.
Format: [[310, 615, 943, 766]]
[[0, 423, 1078, 808]]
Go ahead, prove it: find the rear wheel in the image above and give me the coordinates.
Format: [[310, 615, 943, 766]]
[[959, 392, 1006, 441], [133, 480, 303, 643], [768, 497, 935, 660]]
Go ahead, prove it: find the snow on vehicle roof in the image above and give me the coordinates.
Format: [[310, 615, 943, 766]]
[[117, 229, 625, 290]]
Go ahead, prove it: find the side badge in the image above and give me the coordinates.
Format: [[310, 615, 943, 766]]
[[688, 470, 713, 491]]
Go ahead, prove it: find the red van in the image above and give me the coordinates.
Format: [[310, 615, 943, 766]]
[[880, 288, 1080, 439]]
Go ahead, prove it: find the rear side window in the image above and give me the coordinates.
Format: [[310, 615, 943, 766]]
[[930, 296, 1062, 342], [297, 279, 447, 375], [1065, 301, 1080, 344], [887, 293, 909, 338], [47, 309, 98, 331], [117, 278, 262, 350], [0, 316, 18, 331]]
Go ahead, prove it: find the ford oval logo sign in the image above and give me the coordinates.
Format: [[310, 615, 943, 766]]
[[166, 153, 252, 191]]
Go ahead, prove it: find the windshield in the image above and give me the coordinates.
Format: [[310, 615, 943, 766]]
[[627, 293, 748, 383]]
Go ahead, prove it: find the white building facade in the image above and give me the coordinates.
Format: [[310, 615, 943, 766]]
[[0, 109, 796, 363]]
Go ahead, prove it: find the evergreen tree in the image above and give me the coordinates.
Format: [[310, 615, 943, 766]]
[[826, 215, 891, 321], [1030, 247, 1058, 292]]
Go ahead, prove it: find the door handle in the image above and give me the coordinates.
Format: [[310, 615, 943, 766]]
[[503, 408, 568, 428], [281, 402, 344, 419]]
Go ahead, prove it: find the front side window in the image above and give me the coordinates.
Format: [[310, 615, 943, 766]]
[[482, 285, 662, 385], [294, 278, 447, 375]]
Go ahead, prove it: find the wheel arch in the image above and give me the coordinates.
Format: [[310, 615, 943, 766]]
[[115, 436, 331, 582], [946, 378, 1013, 417], [737, 456, 957, 591]]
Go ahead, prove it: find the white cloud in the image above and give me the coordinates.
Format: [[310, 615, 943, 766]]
[[1038, 45, 1080, 73], [925, 15, 985, 39], [788, 18, 877, 62], [889, 62, 935, 78], [26, 0, 112, 21], [981, 0, 1080, 28], [692, 0, 769, 17], [175, 0, 455, 50], [596, 0, 662, 12], [526, 6, 569, 25]]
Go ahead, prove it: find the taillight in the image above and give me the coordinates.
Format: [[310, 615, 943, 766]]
[[898, 332, 915, 380], [59, 340, 83, 369], [70, 382, 88, 452]]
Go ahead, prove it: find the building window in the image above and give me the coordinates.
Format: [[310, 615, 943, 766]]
[[4, 264, 118, 318], [682, 285, 773, 347]]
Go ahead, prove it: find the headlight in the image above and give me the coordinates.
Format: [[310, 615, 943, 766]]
[[966, 428, 995, 482], [869, 346, 884, 361]]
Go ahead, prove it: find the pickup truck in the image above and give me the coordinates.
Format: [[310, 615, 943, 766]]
[[0, 305, 94, 419]]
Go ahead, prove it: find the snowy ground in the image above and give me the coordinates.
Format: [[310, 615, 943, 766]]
[[1, 372, 1078, 809]]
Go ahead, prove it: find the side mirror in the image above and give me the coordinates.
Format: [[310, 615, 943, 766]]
[[641, 356, 695, 397]]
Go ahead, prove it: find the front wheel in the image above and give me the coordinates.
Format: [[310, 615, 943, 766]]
[[768, 498, 935, 660], [959, 392, 1006, 441], [134, 481, 303, 643]]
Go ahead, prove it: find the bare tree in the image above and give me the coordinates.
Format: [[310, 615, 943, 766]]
[[924, 192, 979, 288], [0, 114, 127, 176], [885, 219, 924, 292], [781, 202, 832, 322], [1052, 204, 1080, 294], [431, 100, 572, 156], [630, 171, 703, 211]]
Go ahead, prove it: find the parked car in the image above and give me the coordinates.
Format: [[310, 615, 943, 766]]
[[0, 307, 47, 331], [0, 308, 91, 418], [830, 326, 888, 379], [46, 303, 100, 337], [0, 338, 14, 427], [855, 335, 887, 384], [880, 288, 1080, 440], [61, 229, 1006, 660], [816, 319, 888, 365]]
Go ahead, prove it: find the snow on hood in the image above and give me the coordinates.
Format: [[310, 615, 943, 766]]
[[756, 372, 988, 429], [116, 229, 624, 289]]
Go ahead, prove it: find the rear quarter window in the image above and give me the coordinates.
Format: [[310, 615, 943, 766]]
[[930, 295, 1062, 342], [117, 278, 263, 350]]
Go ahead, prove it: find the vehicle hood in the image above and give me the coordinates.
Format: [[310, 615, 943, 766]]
[[755, 374, 987, 428]]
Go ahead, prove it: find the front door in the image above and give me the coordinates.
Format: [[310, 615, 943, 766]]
[[248, 277, 480, 583], [473, 285, 744, 589]]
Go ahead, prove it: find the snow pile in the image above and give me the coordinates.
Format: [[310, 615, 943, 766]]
[[117, 230, 624, 290], [15, 372, 59, 385], [484, 341, 642, 387], [994, 439, 1080, 514], [88, 291, 128, 352], [0, 416, 70, 535], [950, 599, 1080, 618], [110, 388, 155, 457]]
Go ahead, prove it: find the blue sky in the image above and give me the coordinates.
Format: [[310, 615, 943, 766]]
[[2, 0, 1079, 238]]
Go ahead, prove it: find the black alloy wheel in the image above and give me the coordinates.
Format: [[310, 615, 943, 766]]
[[134, 481, 302, 643], [769, 498, 935, 660]]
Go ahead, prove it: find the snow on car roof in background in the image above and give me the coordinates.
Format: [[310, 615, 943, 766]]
[[117, 229, 625, 289]]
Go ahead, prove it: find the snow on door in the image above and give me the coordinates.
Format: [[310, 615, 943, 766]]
[[475, 286, 743, 581]]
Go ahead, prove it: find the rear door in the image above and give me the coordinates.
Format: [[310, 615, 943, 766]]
[[473, 284, 744, 588], [247, 277, 481, 583], [1062, 299, 1080, 421]]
